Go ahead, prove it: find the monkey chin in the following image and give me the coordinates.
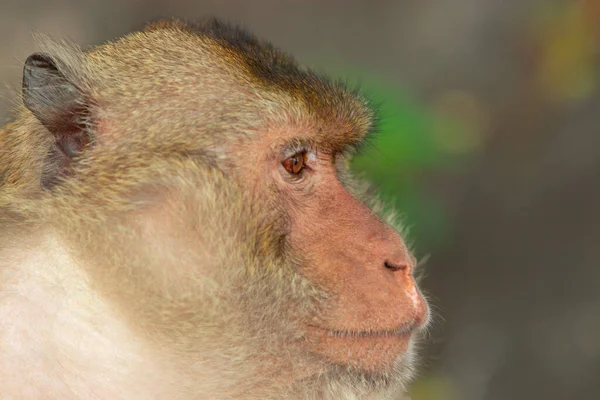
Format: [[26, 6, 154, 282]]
[[307, 325, 419, 374]]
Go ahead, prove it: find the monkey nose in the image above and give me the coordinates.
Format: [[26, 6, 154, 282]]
[[383, 259, 415, 277], [383, 260, 409, 272]]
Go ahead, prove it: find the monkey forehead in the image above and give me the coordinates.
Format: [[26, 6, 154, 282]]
[[85, 19, 376, 147]]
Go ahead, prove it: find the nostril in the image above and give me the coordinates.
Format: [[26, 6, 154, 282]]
[[384, 260, 407, 272]]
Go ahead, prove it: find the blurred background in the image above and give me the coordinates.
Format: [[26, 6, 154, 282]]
[[1, 1, 599, 399]]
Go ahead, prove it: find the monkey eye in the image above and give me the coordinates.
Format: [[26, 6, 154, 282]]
[[282, 151, 307, 175]]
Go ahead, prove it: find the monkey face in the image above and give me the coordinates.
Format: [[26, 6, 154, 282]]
[[231, 127, 430, 374]]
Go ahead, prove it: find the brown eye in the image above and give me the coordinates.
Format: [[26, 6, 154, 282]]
[[282, 152, 306, 175]]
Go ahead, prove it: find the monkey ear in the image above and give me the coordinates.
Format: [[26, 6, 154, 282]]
[[22, 52, 93, 187], [23, 52, 91, 157]]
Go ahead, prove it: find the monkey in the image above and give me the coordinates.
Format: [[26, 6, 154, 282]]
[[0, 19, 429, 399]]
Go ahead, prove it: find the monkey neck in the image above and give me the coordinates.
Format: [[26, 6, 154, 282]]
[[0, 232, 175, 398]]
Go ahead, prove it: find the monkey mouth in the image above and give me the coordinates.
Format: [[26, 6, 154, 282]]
[[308, 318, 419, 338], [324, 322, 417, 338], [305, 321, 418, 371]]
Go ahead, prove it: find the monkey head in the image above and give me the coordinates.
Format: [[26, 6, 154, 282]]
[[3, 18, 430, 399]]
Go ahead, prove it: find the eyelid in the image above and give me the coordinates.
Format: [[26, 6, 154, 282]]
[[304, 150, 317, 164], [281, 144, 310, 160]]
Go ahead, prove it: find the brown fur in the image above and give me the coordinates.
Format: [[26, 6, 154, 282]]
[[0, 19, 427, 399]]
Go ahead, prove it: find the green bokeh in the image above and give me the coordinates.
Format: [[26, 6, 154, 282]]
[[349, 79, 451, 256]]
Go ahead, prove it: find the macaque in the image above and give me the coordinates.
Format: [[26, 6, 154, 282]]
[[0, 19, 429, 399]]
